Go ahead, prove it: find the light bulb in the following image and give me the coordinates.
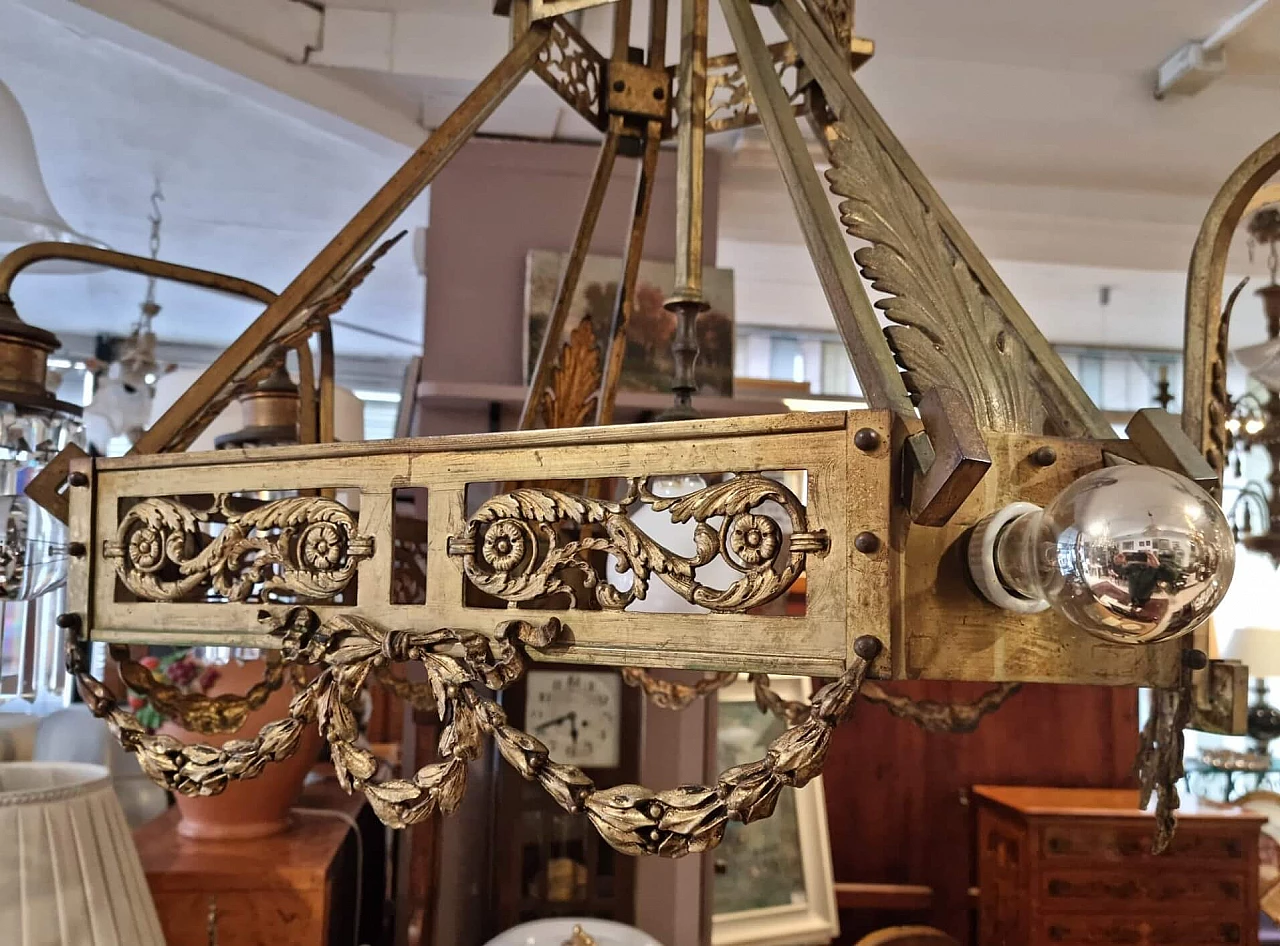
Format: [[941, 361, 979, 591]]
[[968, 466, 1235, 644]]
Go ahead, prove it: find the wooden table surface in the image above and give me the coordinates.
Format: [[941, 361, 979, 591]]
[[973, 784, 1268, 822]]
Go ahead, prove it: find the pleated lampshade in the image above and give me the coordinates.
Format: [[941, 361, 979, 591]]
[[0, 762, 165, 945]]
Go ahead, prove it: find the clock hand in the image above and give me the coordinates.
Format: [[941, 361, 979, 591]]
[[533, 712, 574, 734], [567, 711, 579, 744]]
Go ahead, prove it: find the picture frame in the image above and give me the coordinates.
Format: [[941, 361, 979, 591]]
[[524, 250, 736, 399], [711, 675, 839, 946]]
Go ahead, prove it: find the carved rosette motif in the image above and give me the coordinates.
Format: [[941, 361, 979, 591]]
[[446, 474, 827, 613], [104, 494, 373, 602], [534, 17, 604, 129], [702, 42, 806, 135]]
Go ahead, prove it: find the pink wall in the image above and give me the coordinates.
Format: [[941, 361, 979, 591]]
[[419, 135, 721, 435], [420, 135, 722, 946]]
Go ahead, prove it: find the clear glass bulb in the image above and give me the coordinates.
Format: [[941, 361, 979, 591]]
[[984, 466, 1235, 644]]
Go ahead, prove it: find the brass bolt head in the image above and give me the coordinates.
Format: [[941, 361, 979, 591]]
[[854, 531, 881, 554], [1031, 446, 1057, 467], [854, 427, 881, 452], [1183, 649, 1209, 671], [68, 471, 89, 487], [853, 635, 882, 661]]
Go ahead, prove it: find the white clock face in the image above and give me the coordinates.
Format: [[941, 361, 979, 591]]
[[525, 670, 622, 769]]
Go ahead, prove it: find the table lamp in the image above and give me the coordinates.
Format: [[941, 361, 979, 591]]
[[1223, 627, 1280, 754], [0, 762, 165, 945]]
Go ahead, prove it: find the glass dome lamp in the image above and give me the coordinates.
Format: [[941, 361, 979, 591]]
[[968, 465, 1235, 644]]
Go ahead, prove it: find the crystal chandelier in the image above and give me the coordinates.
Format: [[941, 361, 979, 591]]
[[0, 0, 1262, 856]]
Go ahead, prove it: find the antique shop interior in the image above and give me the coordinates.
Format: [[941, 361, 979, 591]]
[[7, 1, 1280, 945]]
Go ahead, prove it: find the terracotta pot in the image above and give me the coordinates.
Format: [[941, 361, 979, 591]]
[[160, 657, 322, 840]]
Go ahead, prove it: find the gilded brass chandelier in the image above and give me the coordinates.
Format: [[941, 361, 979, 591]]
[[0, 0, 1267, 857]]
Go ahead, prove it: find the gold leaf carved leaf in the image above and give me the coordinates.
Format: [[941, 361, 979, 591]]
[[824, 117, 1045, 433], [539, 315, 601, 430]]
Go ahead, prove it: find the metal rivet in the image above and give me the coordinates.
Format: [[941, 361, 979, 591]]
[[68, 471, 89, 487], [67, 541, 86, 558], [612, 79, 626, 92], [56, 613, 80, 630], [1031, 446, 1057, 467], [853, 635, 882, 661], [853, 427, 881, 452], [653, 87, 664, 99], [854, 531, 880, 554], [1183, 649, 1209, 671]]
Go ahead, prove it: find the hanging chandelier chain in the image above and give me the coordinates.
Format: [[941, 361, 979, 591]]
[[141, 181, 165, 325]]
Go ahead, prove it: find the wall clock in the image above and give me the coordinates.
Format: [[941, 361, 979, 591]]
[[525, 670, 623, 770], [486, 666, 641, 936]]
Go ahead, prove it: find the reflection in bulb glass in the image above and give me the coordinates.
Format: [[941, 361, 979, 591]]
[[994, 466, 1235, 644]]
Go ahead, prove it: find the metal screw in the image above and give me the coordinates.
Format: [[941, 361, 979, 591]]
[[68, 471, 89, 487], [853, 427, 881, 452], [55, 613, 81, 631], [1031, 446, 1057, 467], [67, 541, 86, 558], [1183, 649, 1209, 671], [612, 79, 626, 92], [854, 531, 880, 554], [853, 635, 882, 661]]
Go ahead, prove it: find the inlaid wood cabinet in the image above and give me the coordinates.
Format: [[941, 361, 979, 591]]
[[974, 785, 1265, 946]]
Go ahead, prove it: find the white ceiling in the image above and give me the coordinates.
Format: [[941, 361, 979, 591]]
[[1, 0, 425, 361], [4, 0, 1280, 361]]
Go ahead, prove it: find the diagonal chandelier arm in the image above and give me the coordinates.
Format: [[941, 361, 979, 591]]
[[127, 21, 553, 461], [717, 0, 917, 429], [771, 0, 1110, 440], [596, 5, 668, 426], [519, 117, 625, 430]]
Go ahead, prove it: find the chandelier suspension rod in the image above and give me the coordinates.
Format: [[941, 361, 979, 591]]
[[661, 0, 711, 420]]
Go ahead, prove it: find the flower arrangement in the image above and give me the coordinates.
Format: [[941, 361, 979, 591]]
[[127, 648, 221, 731]]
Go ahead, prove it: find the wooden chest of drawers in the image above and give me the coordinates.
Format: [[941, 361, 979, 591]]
[[974, 785, 1265, 946]]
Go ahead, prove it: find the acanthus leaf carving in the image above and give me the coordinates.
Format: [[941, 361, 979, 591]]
[[823, 115, 1045, 433], [539, 314, 601, 430]]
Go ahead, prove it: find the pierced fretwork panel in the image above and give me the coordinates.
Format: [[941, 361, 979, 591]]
[[534, 16, 606, 131], [70, 412, 889, 677], [452, 472, 815, 614], [698, 42, 807, 135], [106, 491, 370, 607]]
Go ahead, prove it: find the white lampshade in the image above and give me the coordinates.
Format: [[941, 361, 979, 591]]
[[0, 79, 106, 268], [0, 762, 165, 945], [1222, 627, 1280, 678]]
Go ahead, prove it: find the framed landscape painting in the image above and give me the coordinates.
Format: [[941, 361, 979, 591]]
[[524, 250, 735, 399], [712, 675, 839, 946]]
